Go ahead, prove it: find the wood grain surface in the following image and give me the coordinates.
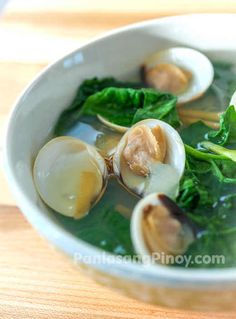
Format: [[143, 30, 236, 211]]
[[1, 205, 236, 319], [1, 1, 236, 318]]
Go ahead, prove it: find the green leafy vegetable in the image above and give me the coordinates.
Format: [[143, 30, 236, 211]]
[[184, 144, 227, 161], [180, 121, 211, 148], [178, 194, 236, 268], [75, 206, 135, 255], [54, 77, 143, 135], [177, 106, 236, 267], [207, 105, 236, 146], [52, 62, 236, 268], [53, 177, 137, 256], [179, 105, 236, 149], [177, 157, 215, 210], [54, 205, 135, 256], [201, 141, 236, 162], [81, 87, 179, 128], [54, 78, 180, 135], [178, 230, 236, 268]]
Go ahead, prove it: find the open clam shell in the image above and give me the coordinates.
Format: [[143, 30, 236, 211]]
[[33, 136, 108, 219], [113, 119, 185, 198], [97, 115, 128, 133], [143, 47, 214, 104], [131, 193, 196, 265]]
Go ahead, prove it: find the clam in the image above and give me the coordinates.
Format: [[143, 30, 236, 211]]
[[142, 47, 214, 104], [33, 136, 108, 219], [95, 130, 122, 157], [113, 119, 185, 198], [131, 193, 196, 264], [97, 115, 128, 133]]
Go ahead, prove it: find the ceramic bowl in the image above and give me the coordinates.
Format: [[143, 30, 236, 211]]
[[4, 14, 236, 311]]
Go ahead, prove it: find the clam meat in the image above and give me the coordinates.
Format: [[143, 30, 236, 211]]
[[142, 47, 214, 104], [113, 119, 185, 198], [131, 193, 196, 264]]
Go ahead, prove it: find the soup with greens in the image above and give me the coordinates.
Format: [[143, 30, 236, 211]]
[[33, 48, 236, 268]]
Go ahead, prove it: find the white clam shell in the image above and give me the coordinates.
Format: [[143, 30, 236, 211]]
[[131, 192, 195, 264], [131, 192, 163, 262], [113, 119, 185, 197], [33, 136, 108, 218], [97, 115, 128, 133], [144, 47, 214, 104]]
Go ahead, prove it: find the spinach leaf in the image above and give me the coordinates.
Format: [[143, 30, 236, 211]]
[[179, 104, 236, 150], [208, 105, 236, 146], [54, 77, 143, 135], [81, 87, 180, 128], [177, 157, 236, 267], [180, 121, 211, 147], [177, 106, 236, 267], [75, 206, 135, 256], [177, 231, 236, 268], [53, 177, 137, 256], [180, 194, 236, 268], [178, 141, 236, 212], [54, 78, 180, 135], [177, 157, 214, 210], [54, 205, 135, 256]]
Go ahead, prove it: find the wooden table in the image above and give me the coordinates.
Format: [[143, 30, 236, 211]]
[[1, 1, 236, 318]]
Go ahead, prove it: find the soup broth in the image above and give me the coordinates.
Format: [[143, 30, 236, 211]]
[[42, 56, 236, 267]]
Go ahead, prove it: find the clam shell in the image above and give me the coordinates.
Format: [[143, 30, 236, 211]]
[[113, 119, 185, 197], [131, 192, 195, 264], [143, 47, 214, 104], [97, 115, 128, 133], [33, 136, 108, 218], [131, 192, 162, 260]]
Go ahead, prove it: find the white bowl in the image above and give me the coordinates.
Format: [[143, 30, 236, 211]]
[[4, 14, 236, 311]]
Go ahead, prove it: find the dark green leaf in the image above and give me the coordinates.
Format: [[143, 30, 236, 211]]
[[54, 77, 143, 135], [81, 87, 180, 128], [180, 121, 211, 147], [54, 205, 135, 256], [208, 105, 236, 146]]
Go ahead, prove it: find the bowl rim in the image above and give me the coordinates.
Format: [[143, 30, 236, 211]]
[[4, 13, 236, 289]]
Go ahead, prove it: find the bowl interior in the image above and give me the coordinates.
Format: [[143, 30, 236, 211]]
[[5, 14, 236, 285]]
